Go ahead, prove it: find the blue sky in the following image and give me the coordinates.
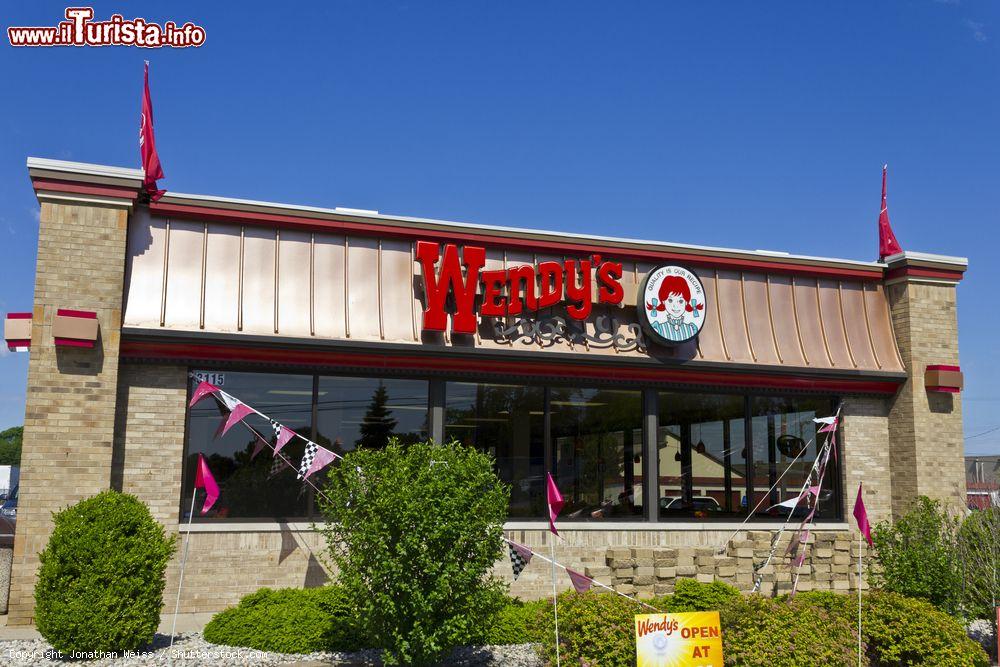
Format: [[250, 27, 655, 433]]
[[1, 1, 998, 453]]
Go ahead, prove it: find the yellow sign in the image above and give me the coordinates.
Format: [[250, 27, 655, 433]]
[[634, 611, 724, 667]]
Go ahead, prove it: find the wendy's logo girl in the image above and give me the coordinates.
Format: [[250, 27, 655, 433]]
[[639, 266, 706, 344]]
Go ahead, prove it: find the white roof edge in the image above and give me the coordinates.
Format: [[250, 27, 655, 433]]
[[26, 156, 144, 181], [883, 251, 968, 268], [25, 157, 890, 270], [168, 190, 888, 270]]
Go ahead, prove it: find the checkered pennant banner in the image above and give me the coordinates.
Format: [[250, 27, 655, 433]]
[[298, 442, 318, 480], [508, 541, 533, 580], [270, 419, 282, 441], [269, 454, 286, 478]]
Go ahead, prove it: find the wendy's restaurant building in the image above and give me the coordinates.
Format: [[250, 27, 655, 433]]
[[3, 157, 968, 624]]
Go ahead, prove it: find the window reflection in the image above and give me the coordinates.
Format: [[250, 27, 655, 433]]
[[316, 376, 429, 456], [551, 388, 644, 520], [658, 393, 746, 520], [444, 383, 545, 518], [183, 372, 314, 520], [750, 396, 839, 521]]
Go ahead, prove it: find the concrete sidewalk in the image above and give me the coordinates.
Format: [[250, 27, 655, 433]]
[[0, 611, 216, 641]]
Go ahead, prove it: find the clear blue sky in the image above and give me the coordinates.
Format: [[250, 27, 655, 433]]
[[1, 1, 998, 453]]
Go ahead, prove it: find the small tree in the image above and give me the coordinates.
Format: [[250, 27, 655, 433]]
[[869, 496, 963, 615], [957, 506, 1000, 620], [0, 426, 22, 466], [34, 491, 176, 653], [318, 439, 510, 665], [356, 383, 398, 449]]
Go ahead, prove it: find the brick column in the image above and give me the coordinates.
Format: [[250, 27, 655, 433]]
[[885, 252, 968, 519], [841, 396, 892, 525], [7, 197, 132, 625]]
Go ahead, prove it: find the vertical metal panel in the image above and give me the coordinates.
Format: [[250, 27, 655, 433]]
[[691, 269, 725, 361], [429, 380, 445, 444], [716, 270, 754, 362], [792, 277, 834, 367], [122, 210, 166, 328], [277, 230, 313, 337], [163, 220, 204, 329], [380, 239, 418, 342], [839, 282, 878, 369], [864, 282, 905, 372], [763, 275, 807, 367], [742, 273, 780, 364], [346, 237, 381, 340], [312, 234, 347, 340], [203, 223, 241, 333], [817, 279, 852, 367], [240, 227, 277, 334]]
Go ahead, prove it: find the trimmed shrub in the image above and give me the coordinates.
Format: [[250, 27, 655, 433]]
[[317, 439, 510, 666], [534, 591, 646, 667], [862, 590, 988, 666], [34, 491, 176, 654], [203, 586, 367, 653], [720, 594, 863, 667], [660, 578, 740, 612], [483, 598, 550, 646]]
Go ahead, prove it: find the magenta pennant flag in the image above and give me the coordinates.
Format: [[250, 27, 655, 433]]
[[270, 420, 295, 454], [250, 432, 268, 460], [194, 453, 220, 514], [818, 420, 838, 434], [853, 483, 873, 547], [220, 402, 254, 436], [546, 472, 565, 536], [302, 444, 338, 480], [566, 568, 593, 593], [189, 381, 220, 408]]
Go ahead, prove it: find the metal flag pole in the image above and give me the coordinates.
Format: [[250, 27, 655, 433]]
[[170, 490, 197, 647], [858, 529, 863, 667], [550, 536, 561, 667]]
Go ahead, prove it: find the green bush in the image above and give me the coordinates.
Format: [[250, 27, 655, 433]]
[[660, 578, 740, 612], [870, 496, 963, 615], [34, 491, 176, 654], [862, 590, 988, 667], [203, 586, 367, 653], [483, 598, 549, 645], [317, 439, 510, 666], [721, 594, 863, 667], [534, 591, 645, 667], [956, 507, 1000, 620]]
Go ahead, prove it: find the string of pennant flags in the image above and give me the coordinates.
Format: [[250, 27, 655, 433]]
[[185, 377, 665, 611]]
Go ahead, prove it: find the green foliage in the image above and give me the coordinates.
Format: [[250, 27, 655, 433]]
[[870, 496, 963, 615], [482, 598, 550, 646], [660, 578, 741, 612], [34, 491, 175, 654], [317, 439, 510, 666], [203, 586, 367, 653], [862, 590, 989, 667], [956, 507, 1000, 620], [0, 426, 22, 465], [720, 594, 863, 667], [533, 591, 644, 667]]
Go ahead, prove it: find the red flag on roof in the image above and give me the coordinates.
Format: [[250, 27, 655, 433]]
[[878, 165, 902, 260], [140, 61, 165, 201]]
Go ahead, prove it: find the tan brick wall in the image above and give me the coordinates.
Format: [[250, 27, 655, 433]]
[[841, 396, 892, 525], [8, 201, 129, 625], [887, 280, 966, 517]]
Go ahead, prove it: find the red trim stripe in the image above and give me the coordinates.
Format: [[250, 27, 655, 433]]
[[56, 309, 97, 319], [886, 266, 965, 282], [120, 340, 903, 394], [5, 312, 31, 319], [31, 178, 139, 201], [54, 338, 95, 348], [926, 364, 961, 372], [149, 201, 886, 281], [926, 386, 961, 394]]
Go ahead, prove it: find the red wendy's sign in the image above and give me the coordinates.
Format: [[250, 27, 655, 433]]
[[415, 241, 624, 334]]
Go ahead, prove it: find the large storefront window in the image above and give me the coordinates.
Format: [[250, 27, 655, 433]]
[[658, 392, 746, 520], [183, 371, 315, 520], [444, 383, 546, 518], [316, 376, 429, 456], [183, 372, 428, 521], [750, 396, 840, 521], [550, 388, 644, 520]]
